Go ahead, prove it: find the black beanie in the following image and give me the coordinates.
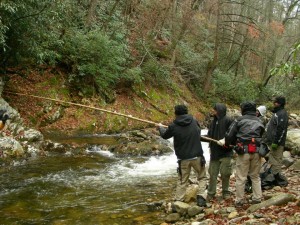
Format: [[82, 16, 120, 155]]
[[175, 105, 188, 115], [240, 101, 256, 115], [274, 96, 286, 106]]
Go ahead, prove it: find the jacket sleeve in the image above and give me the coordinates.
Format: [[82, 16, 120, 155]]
[[226, 117, 234, 130], [274, 112, 288, 145], [225, 119, 238, 145], [159, 124, 174, 139]]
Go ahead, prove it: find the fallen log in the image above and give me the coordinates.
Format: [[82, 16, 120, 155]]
[[247, 193, 296, 213]]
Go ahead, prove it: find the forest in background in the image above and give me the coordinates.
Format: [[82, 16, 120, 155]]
[[1, 0, 300, 110]]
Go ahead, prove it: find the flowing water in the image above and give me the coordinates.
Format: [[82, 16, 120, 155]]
[[0, 132, 209, 225]]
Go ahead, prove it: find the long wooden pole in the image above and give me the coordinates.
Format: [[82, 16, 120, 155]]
[[201, 135, 219, 143], [4, 91, 221, 143], [4, 91, 168, 127]]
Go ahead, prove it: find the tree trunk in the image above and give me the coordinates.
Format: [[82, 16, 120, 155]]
[[86, 0, 99, 28], [203, 0, 221, 93]]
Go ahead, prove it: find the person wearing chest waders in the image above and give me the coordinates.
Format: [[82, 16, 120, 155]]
[[158, 105, 208, 207], [225, 102, 264, 208], [204, 103, 234, 201]]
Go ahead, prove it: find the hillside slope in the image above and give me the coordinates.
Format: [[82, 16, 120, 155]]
[[3, 67, 210, 135]]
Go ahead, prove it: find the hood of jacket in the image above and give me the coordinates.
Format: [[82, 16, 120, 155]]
[[174, 114, 193, 126], [214, 103, 227, 119]]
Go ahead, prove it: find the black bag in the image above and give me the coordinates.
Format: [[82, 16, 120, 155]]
[[260, 163, 275, 190]]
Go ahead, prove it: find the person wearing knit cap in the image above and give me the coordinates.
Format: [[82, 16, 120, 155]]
[[264, 96, 289, 187], [256, 105, 267, 126]]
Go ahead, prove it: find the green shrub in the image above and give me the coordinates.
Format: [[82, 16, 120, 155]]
[[142, 58, 171, 86], [124, 67, 144, 85], [212, 70, 259, 104], [60, 29, 129, 97], [176, 42, 212, 83]]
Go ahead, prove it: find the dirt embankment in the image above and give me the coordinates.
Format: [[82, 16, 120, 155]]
[[3, 67, 209, 136]]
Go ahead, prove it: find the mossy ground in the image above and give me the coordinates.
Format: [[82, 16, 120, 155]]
[[3, 66, 210, 135]]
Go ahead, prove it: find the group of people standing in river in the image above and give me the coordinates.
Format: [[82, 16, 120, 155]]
[[158, 96, 289, 208]]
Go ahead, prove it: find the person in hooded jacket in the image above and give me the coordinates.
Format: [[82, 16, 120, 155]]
[[206, 103, 233, 201], [158, 105, 207, 207], [264, 96, 289, 186], [225, 102, 264, 207]]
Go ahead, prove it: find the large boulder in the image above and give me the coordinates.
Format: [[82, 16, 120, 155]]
[[286, 129, 300, 156], [0, 137, 24, 157], [289, 113, 300, 128], [1, 85, 46, 159]]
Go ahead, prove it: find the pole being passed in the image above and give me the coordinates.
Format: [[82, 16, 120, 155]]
[[5, 91, 168, 127]]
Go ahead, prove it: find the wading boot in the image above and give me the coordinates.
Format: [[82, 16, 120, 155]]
[[197, 195, 207, 207]]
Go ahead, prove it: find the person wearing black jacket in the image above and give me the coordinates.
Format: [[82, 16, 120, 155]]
[[265, 96, 289, 186], [158, 105, 207, 207], [225, 102, 264, 207], [206, 103, 233, 201]]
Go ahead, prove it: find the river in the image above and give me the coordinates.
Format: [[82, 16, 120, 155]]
[[0, 132, 210, 225]]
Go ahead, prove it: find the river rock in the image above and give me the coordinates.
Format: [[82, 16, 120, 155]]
[[22, 129, 44, 142], [228, 211, 239, 219], [289, 113, 300, 128], [203, 208, 214, 216], [197, 219, 217, 225], [165, 213, 181, 223], [184, 184, 198, 202], [188, 205, 203, 217], [112, 139, 172, 156], [173, 201, 190, 215], [41, 140, 71, 153], [191, 222, 201, 225], [291, 159, 300, 170], [0, 98, 25, 136], [226, 207, 236, 213], [286, 129, 300, 156], [0, 137, 24, 157]]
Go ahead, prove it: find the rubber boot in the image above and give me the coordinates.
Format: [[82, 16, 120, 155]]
[[197, 195, 207, 207], [274, 173, 288, 187]]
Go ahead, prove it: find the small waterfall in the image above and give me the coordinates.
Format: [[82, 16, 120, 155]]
[[85, 129, 210, 180]]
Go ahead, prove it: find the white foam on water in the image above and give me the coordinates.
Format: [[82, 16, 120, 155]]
[[80, 129, 210, 181], [86, 145, 115, 158], [112, 129, 210, 178], [126, 153, 178, 176]]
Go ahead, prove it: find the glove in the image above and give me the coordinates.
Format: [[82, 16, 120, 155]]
[[156, 123, 163, 130], [217, 138, 225, 146], [271, 143, 278, 150], [200, 156, 206, 167]]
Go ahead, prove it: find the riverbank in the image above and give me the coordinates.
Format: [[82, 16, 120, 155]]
[[158, 156, 300, 225]]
